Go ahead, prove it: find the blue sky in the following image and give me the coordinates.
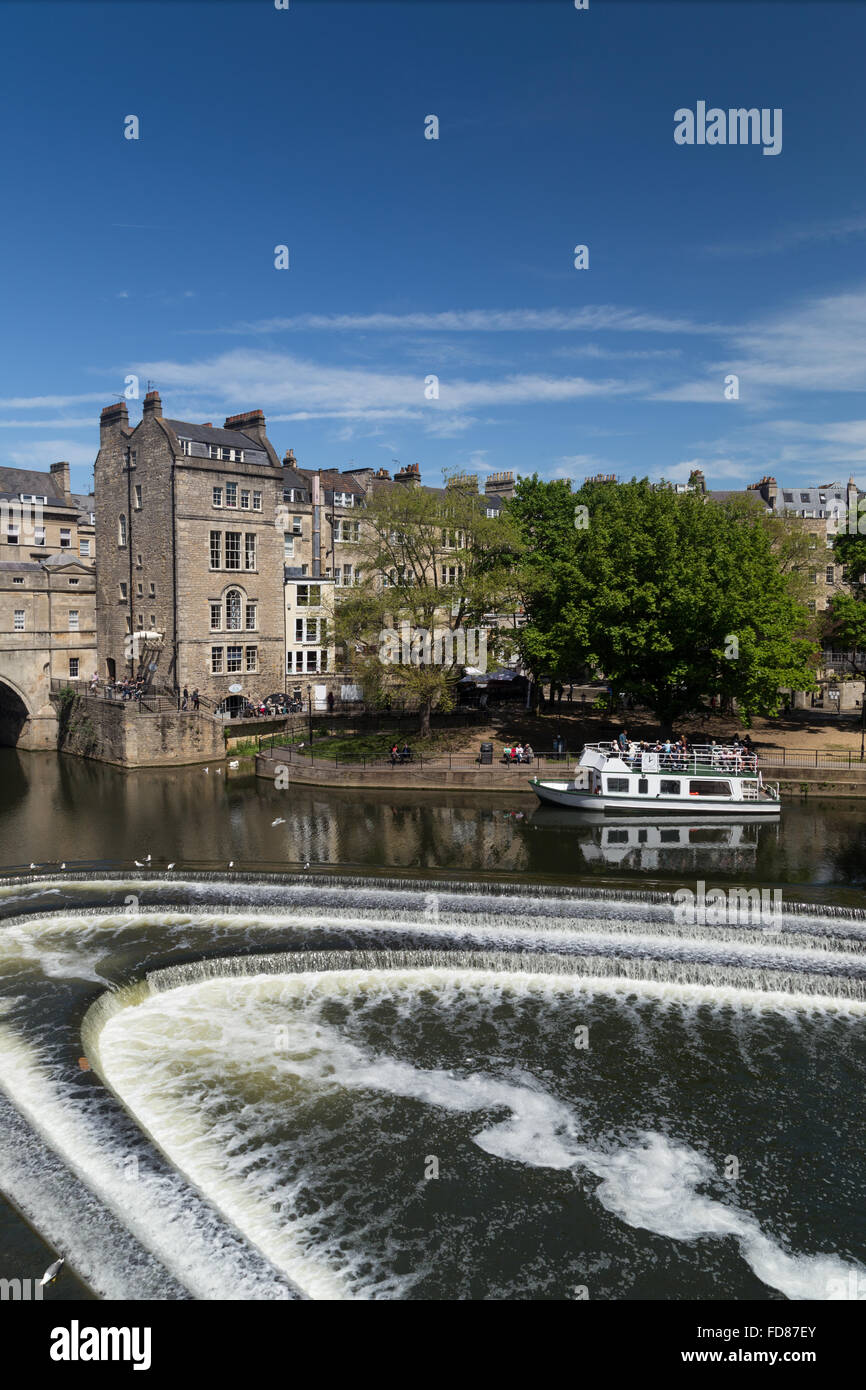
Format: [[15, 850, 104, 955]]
[[3, 0, 866, 498]]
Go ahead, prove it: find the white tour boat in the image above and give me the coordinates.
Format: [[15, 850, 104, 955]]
[[529, 741, 781, 816]]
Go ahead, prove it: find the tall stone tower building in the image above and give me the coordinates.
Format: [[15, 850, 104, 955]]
[[95, 392, 285, 705]]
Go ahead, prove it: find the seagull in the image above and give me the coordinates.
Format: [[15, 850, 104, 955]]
[[216, 767, 222, 774], [303, 861, 310, 870], [167, 862, 175, 869], [30, 862, 36, 869], [271, 818, 286, 826], [60, 863, 66, 870], [228, 760, 239, 770], [145, 854, 152, 863], [40, 1258, 64, 1287], [134, 860, 144, 867], [228, 860, 234, 868], [203, 767, 209, 774]]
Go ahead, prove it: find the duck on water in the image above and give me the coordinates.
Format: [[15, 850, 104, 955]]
[[530, 740, 781, 816]]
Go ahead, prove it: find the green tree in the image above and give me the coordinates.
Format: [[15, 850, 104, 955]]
[[335, 478, 521, 735], [509, 476, 818, 730]]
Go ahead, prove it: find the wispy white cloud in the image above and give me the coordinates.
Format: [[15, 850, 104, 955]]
[[0, 416, 95, 429], [0, 393, 109, 410], [705, 213, 866, 258], [126, 350, 639, 428], [183, 307, 724, 338]]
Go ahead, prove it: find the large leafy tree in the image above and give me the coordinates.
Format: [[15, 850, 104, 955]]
[[335, 478, 522, 734], [509, 477, 818, 730]]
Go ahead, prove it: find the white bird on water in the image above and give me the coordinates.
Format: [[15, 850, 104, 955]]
[[271, 818, 286, 826], [134, 860, 144, 868], [40, 1258, 64, 1287], [228, 860, 234, 868], [303, 861, 310, 870], [167, 862, 176, 869], [30, 862, 36, 869], [60, 863, 66, 870], [145, 854, 152, 863], [203, 767, 209, 774]]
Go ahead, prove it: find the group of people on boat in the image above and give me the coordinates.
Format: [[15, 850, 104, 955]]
[[615, 730, 757, 772]]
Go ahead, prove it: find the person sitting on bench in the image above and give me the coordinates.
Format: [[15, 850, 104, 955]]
[[400, 742, 412, 762]]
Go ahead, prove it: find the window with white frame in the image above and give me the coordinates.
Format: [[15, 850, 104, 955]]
[[252, 491, 262, 511], [240, 489, 250, 510], [226, 590, 242, 630], [210, 603, 221, 631], [60, 528, 71, 548], [180, 438, 193, 456], [295, 617, 326, 643], [14, 609, 25, 631], [334, 519, 360, 542], [69, 657, 79, 678], [211, 646, 223, 673], [119, 582, 127, 599], [79, 537, 90, 556], [226, 644, 243, 673], [333, 491, 354, 507], [118, 515, 127, 547], [245, 533, 256, 569], [284, 534, 295, 559], [245, 645, 257, 673], [6, 523, 19, 544], [210, 532, 221, 568], [225, 481, 238, 508], [292, 515, 303, 535], [225, 532, 241, 569], [69, 610, 79, 631], [34, 527, 46, 546], [245, 603, 257, 631], [134, 485, 142, 509], [296, 584, 321, 607], [213, 486, 223, 508]]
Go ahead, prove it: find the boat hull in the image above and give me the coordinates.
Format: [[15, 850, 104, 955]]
[[528, 779, 781, 816]]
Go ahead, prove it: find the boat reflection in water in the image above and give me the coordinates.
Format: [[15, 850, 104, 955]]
[[530, 810, 779, 873]]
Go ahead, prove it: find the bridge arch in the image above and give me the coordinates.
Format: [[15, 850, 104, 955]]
[[0, 677, 34, 747]]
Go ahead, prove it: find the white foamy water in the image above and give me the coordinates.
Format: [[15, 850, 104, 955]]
[[92, 967, 866, 1301]]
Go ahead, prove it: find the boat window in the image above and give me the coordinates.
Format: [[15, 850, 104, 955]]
[[660, 829, 681, 843], [689, 780, 731, 797], [606, 777, 630, 792], [689, 828, 729, 844], [637, 829, 648, 843], [660, 779, 680, 794], [638, 778, 649, 794], [608, 830, 629, 844]]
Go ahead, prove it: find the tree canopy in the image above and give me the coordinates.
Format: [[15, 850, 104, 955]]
[[508, 476, 818, 727]]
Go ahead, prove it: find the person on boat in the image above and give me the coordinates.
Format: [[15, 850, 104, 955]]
[[617, 729, 629, 752]]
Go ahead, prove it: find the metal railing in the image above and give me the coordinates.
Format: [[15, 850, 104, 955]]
[[255, 737, 866, 774]]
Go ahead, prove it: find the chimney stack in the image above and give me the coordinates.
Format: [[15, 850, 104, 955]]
[[394, 461, 422, 487], [142, 390, 163, 418], [225, 409, 267, 447], [100, 401, 129, 439], [50, 461, 71, 499], [484, 470, 514, 500]]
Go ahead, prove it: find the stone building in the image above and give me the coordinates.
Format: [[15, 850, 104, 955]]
[[744, 475, 861, 617], [95, 392, 285, 707], [0, 462, 97, 747]]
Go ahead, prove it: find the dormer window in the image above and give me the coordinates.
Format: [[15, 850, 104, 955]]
[[179, 439, 193, 456]]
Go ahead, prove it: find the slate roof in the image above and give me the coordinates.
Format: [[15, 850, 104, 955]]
[[163, 419, 264, 451], [0, 466, 71, 505]]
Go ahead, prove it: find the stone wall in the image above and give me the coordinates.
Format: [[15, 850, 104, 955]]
[[54, 693, 225, 767]]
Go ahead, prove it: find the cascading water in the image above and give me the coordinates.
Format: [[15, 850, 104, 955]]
[[1, 871, 865, 1300]]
